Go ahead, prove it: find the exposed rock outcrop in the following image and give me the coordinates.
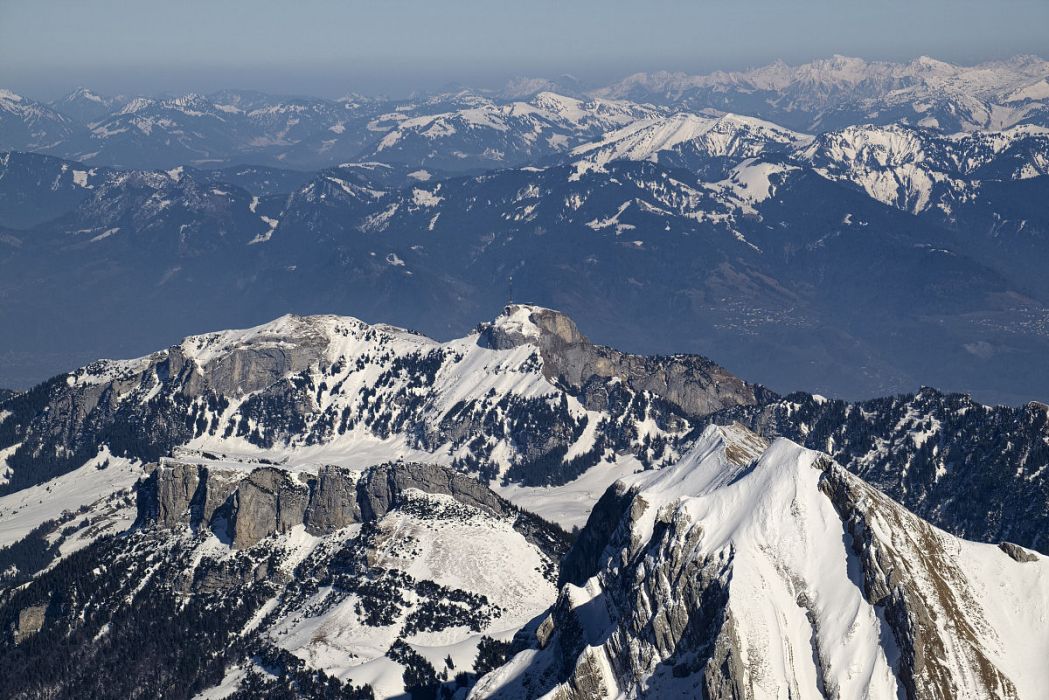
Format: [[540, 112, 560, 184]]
[[357, 461, 512, 522], [140, 460, 572, 558], [304, 465, 361, 535], [999, 542, 1040, 563], [483, 304, 770, 417], [228, 468, 310, 549], [11, 604, 47, 644]]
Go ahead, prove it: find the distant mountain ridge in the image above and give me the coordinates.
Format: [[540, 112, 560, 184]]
[[596, 53, 1049, 132], [1, 53, 1048, 401], [3, 53, 1049, 170]]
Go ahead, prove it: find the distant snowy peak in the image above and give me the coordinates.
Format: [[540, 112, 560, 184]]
[[594, 55, 915, 102], [571, 112, 811, 172], [362, 92, 662, 169], [477, 424, 1049, 699], [52, 87, 127, 124], [598, 54, 1049, 103], [593, 54, 1049, 132], [0, 89, 79, 150], [803, 123, 1049, 213]]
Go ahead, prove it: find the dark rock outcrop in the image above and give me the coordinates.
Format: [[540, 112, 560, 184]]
[[999, 541, 1040, 563]]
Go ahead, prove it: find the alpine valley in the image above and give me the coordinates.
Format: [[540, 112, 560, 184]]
[[2, 51, 1049, 700]]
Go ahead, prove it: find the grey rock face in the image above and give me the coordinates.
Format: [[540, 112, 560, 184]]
[[143, 461, 242, 532], [153, 461, 201, 527], [228, 468, 310, 549], [491, 492, 735, 699], [304, 465, 361, 535], [557, 482, 637, 587], [140, 461, 571, 558], [483, 305, 770, 417], [357, 462, 512, 522], [11, 604, 47, 644]]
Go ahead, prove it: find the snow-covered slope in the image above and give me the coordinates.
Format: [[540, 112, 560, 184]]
[[801, 123, 1049, 213], [595, 54, 1049, 132], [359, 91, 661, 171], [723, 387, 1049, 555], [476, 424, 1049, 699], [565, 113, 1047, 216], [570, 112, 810, 175]]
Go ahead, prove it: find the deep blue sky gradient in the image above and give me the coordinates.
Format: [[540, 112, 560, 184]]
[[3, 0, 1048, 98]]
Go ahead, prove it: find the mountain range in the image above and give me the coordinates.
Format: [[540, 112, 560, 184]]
[[5, 39, 1049, 700], [2, 106, 1048, 402], [1, 305, 1047, 698], [4, 54, 1049, 171]]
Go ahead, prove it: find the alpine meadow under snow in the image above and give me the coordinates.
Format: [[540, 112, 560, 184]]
[[2, 44, 1049, 700]]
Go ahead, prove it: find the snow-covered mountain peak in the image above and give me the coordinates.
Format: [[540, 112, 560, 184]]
[[487, 303, 548, 344], [63, 87, 107, 104], [531, 91, 583, 112], [802, 121, 1049, 212], [117, 97, 155, 115], [482, 426, 1049, 699], [480, 304, 594, 357], [804, 123, 930, 165], [570, 110, 811, 174], [572, 112, 717, 160], [177, 313, 377, 366], [909, 55, 955, 73], [0, 88, 25, 105], [621, 422, 771, 501]]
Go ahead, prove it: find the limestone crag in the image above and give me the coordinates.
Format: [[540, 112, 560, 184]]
[[140, 460, 571, 557], [483, 304, 770, 416]]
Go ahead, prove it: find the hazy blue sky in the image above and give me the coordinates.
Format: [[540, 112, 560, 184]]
[[2, 0, 1048, 99]]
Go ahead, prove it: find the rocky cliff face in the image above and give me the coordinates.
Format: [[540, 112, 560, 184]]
[[0, 306, 767, 496], [472, 425, 1049, 700], [482, 305, 772, 417], [1, 460, 570, 699], [140, 460, 571, 556]]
